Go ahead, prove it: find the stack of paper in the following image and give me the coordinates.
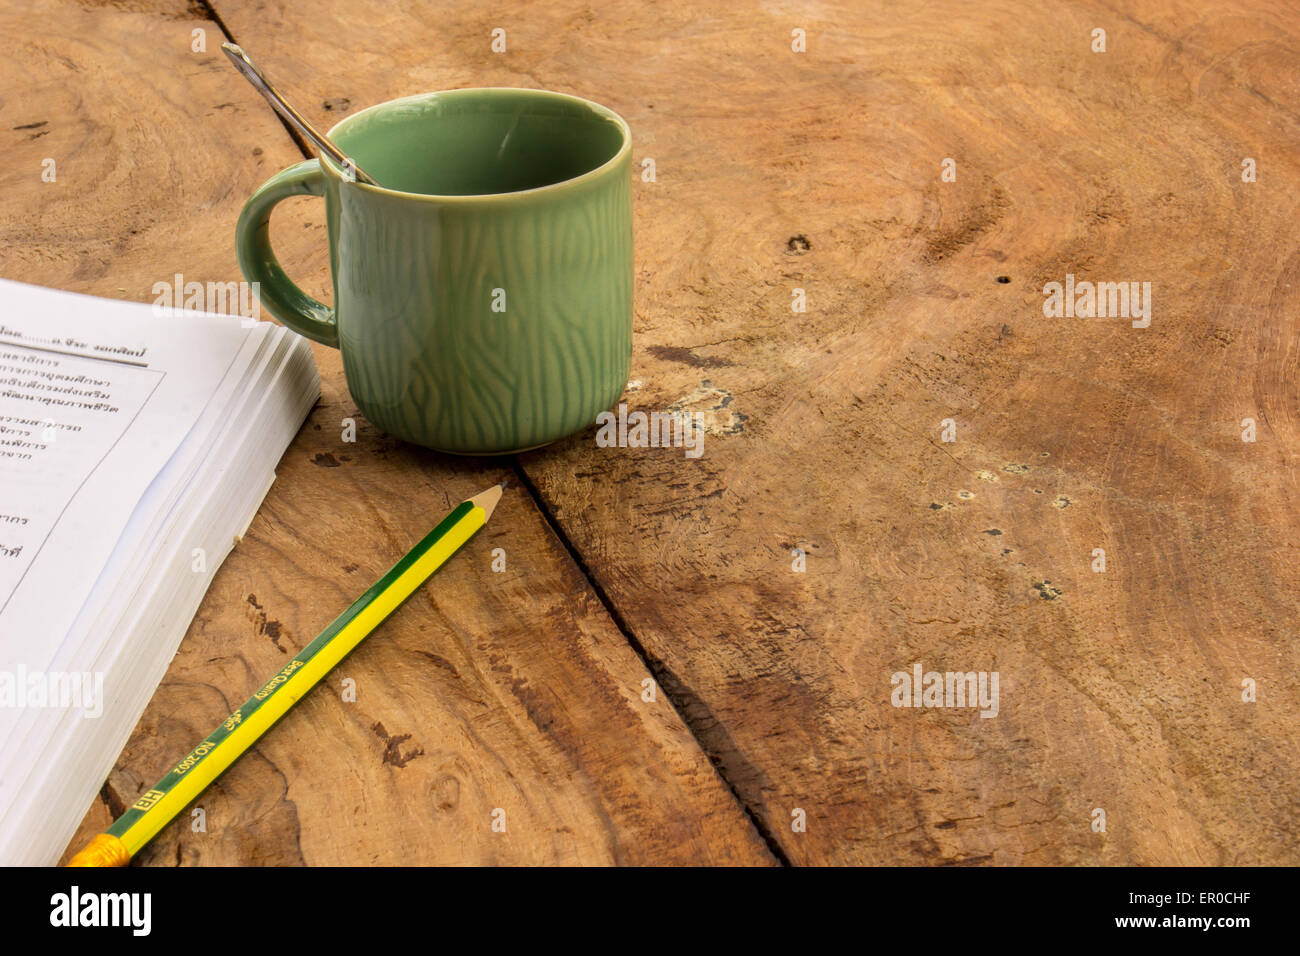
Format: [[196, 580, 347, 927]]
[[0, 278, 319, 865]]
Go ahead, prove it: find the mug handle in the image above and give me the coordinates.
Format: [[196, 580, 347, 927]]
[[235, 159, 338, 348]]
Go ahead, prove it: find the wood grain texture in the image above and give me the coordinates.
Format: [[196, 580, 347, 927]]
[[204, 0, 1300, 864], [0, 0, 771, 865], [523, 0, 1300, 864], [8, 0, 1297, 866]]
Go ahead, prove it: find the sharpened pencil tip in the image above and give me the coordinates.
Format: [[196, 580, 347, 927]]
[[467, 482, 505, 521]]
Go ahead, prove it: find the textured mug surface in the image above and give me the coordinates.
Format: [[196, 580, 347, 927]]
[[235, 88, 633, 454]]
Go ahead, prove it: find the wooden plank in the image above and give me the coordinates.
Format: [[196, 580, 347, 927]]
[[0, 0, 772, 865], [205, 0, 1300, 864], [523, 0, 1300, 864]]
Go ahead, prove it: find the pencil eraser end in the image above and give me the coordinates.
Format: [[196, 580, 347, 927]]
[[66, 833, 130, 867]]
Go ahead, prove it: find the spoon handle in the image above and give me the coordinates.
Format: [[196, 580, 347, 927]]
[[221, 42, 380, 187]]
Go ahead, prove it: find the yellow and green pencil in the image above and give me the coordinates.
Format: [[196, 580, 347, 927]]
[[67, 482, 504, 867]]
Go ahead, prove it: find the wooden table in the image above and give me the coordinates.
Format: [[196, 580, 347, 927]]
[[3, 0, 1295, 866]]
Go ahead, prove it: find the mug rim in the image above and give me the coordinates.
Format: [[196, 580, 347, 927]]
[[322, 87, 632, 202]]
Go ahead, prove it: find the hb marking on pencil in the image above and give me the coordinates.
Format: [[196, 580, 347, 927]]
[[67, 482, 506, 866]]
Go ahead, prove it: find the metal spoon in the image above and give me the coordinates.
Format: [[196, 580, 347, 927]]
[[220, 42, 380, 187]]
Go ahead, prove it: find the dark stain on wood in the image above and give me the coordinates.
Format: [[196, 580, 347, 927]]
[[923, 186, 1010, 263], [1034, 581, 1062, 600], [648, 344, 734, 368], [417, 650, 460, 679], [372, 722, 425, 768], [245, 594, 287, 652]]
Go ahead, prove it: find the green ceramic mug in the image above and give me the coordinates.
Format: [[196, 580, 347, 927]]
[[235, 88, 633, 455]]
